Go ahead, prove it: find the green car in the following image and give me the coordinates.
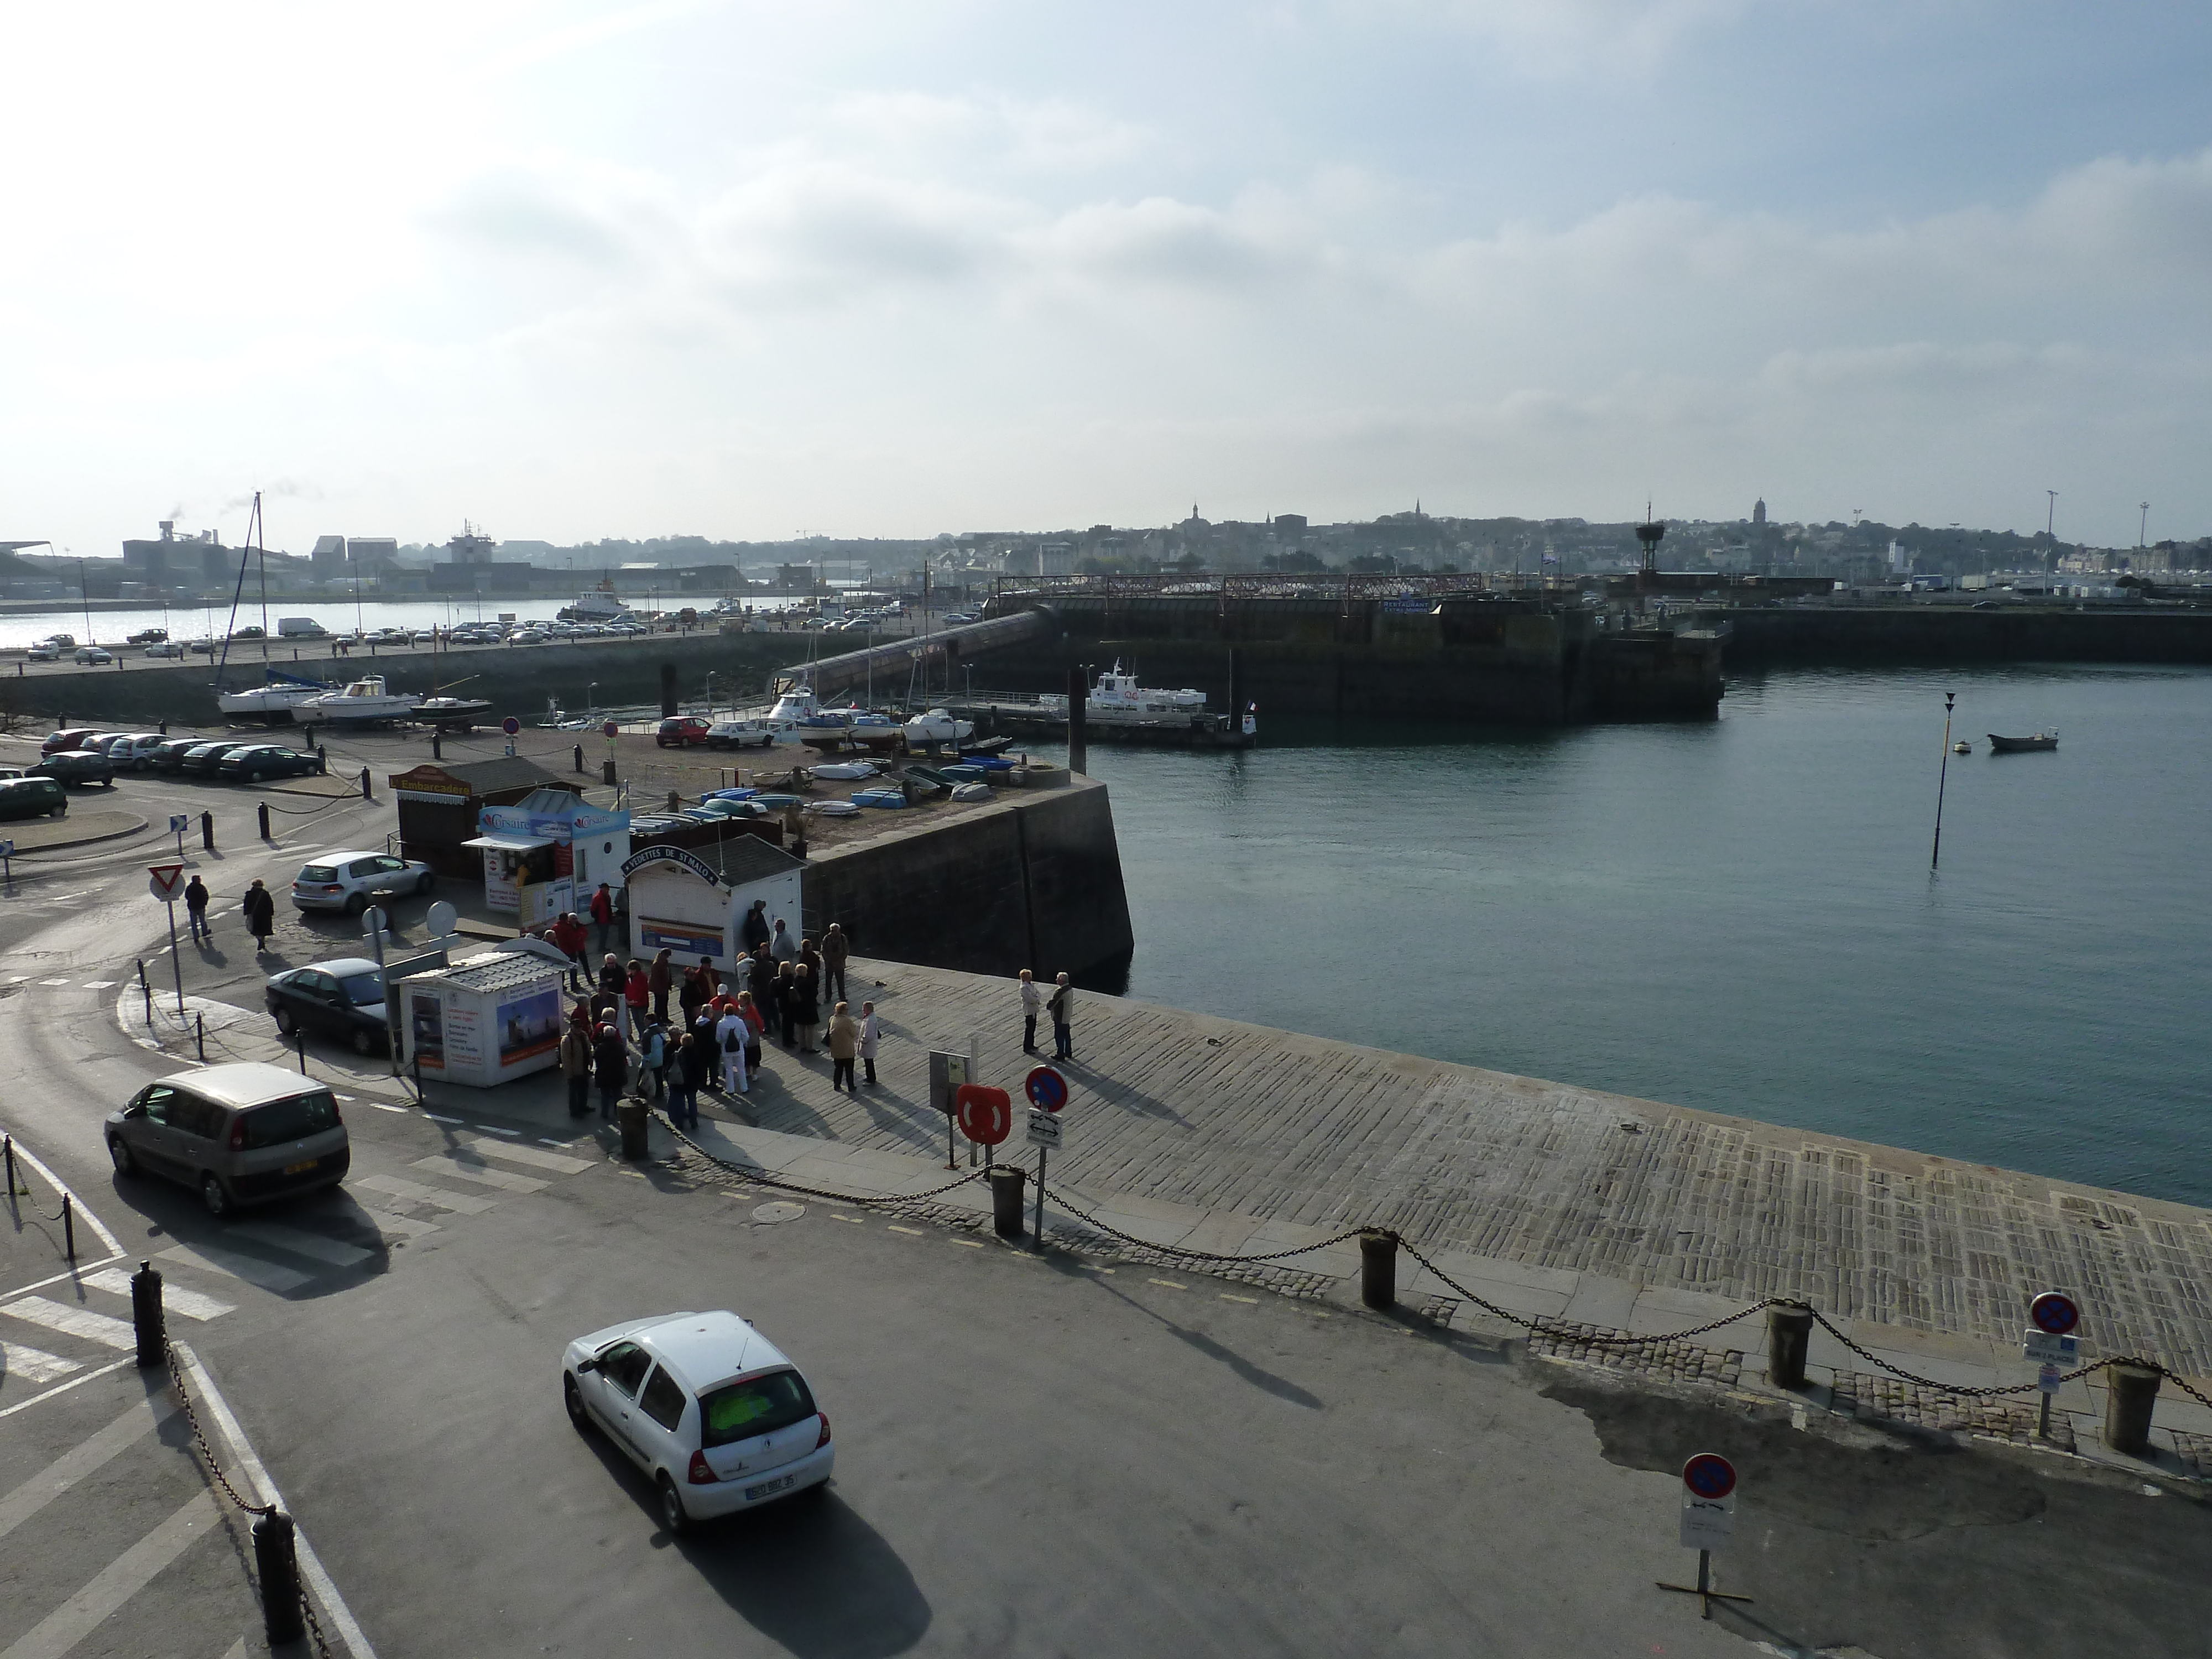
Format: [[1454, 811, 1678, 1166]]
[[0, 777, 68, 820]]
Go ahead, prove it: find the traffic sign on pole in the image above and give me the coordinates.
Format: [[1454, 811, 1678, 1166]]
[[602, 719, 620, 740], [955, 1085, 1011, 1146], [2028, 1291, 2080, 1336], [1024, 1065, 1068, 1113], [148, 863, 186, 902], [1026, 1108, 1062, 1149], [500, 716, 521, 737], [1658, 1452, 1751, 1618], [1681, 1453, 1736, 1501]]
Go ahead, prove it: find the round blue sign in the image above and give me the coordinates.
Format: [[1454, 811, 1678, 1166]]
[[501, 716, 521, 737], [1024, 1065, 1068, 1113], [1682, 1453, 1736, 1500], [2029, 1291, 2080, 1336]]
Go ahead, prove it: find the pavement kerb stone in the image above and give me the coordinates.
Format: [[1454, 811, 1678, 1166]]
[[3, 807, 149, 853]]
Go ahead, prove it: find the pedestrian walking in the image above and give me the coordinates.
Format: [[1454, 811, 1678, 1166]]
[[185, 875, 212, 944], [827, 1001, 859, 1092], [648, 949, 674, 1022], [791, 963, 820, 1053], [1048, 971, 1074, 1061], [623, 959, 651, 1041], [242, 879, 276, 953], [589, 882, 617, 954], [671, 1034, 707, 1130], [741, 898, 771, 952], [1019, 968, 1041, 1052], [716, 1001, 750, 1094], [821, 923, 849, 1005], [592, 1022, 627, 1121], [737, 990, 765, 1077], [559, 1015, 593, 1117], [770, 919, 798, 964], [859, 1000, 880, 1085]]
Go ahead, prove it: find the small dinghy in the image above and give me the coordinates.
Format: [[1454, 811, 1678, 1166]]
[[809, 760, 879, 781], [1987, 731, 2058, 753], [805, 799, 860, 816], [950, 782, 993, 802], [852, 787, 907, 809]]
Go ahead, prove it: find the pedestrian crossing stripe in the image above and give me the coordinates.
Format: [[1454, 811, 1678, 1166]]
[[82, 1269, 232, 1321], [0, 1338, 80, 1385], [0, 1297, 137, 1350]]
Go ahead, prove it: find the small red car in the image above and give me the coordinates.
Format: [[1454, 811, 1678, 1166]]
[[655, 716, 713, 748], [41, 729, 96, 756]]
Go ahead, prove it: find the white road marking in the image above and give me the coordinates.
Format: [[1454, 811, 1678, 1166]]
[[424, 1112, 461, 1123], [222, 1222, 372, 1269], [0, 1360, 129, 1422], [408, 1155, 548, 1194], [0, 1489, 217, 1659], [35, 978, 69, 987], [0, 1340, 81, 1386], [368, 1102, 407, 1113], [460, 1135, 592, 1175], [476, 1125, 521, 1137], [349, 1173, 498, 1214], [0, 1394, 174, 1542], [0, 1298, 137, 1350], [156, 1243, 312, 1295], [82, 1269, 232, 1322], [79, 980, 116, 989], [355, 1209, 441, 1241]]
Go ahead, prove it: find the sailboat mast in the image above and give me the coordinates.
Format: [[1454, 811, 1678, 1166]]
[[252, 492, 271, 666]]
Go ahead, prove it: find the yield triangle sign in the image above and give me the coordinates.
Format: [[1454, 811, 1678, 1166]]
[[148, 863, 187, 902]]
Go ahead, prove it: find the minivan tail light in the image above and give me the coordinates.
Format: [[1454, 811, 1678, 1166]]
[[816, 1412, 832, 1448], [687, 1450, 718, 1485], [228, 1117, 246, 1150]]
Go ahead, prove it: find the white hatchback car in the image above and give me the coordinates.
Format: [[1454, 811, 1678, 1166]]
[[290, 849, 435, 914], [562, 1310, 833, 1533]]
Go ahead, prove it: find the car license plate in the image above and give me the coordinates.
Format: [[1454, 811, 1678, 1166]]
[[284, 1158, 319, 1176], [744, 1474, 796, 1501]]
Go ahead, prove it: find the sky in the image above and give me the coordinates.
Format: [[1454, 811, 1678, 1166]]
[[3, 1, 2209, 555]]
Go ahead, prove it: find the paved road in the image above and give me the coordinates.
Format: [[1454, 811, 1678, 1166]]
[[2, 810, 2208, 1658]]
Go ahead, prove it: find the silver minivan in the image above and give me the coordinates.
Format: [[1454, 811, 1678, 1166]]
[[105, 1062, 351, 1217]]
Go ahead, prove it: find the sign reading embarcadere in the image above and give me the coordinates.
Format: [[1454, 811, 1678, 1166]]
[[620, 843, 726, 889]]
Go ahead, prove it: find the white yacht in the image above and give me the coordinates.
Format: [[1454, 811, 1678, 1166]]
[[217, 670, 341, 721], [903, 708, 976, 746], [298, 675, 420, 724], [1039, 662, 1207, 716]]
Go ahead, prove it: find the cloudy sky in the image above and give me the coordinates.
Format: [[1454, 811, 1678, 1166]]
[[4, 1, 2208, 554]]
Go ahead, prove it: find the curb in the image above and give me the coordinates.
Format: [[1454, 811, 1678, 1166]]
[[7, 812, 151, 856]]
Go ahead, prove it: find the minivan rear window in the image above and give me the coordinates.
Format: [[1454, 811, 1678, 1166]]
[[298, 865, 337, 882], [237, 1091, 341, 1149], [698, 1370, 816, 1447]]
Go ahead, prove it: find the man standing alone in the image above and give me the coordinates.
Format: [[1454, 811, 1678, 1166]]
[[589, 882, 616, 955], [1047, 972, 1074, 1062], [1019, 969, 1041, 1052], [185, 875, 212, 945], [821, 923, 849, 1005]]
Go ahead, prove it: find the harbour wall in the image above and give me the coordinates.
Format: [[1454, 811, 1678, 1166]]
[[798, 775, 1135, 985], [1723, 605, 2212, 664]]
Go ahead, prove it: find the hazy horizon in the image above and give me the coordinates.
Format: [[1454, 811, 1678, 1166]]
[[6, 2, 2207, 557]]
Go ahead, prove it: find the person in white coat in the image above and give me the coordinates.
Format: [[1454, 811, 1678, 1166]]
[[1019, 969, 1043, 1053], [714, 1001, 750, 1095], [859, 1000, 881, 1086]]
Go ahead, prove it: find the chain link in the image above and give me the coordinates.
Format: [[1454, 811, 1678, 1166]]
[[659, 1114, 985, 1207], [1040, 1183, 1366, 1264]]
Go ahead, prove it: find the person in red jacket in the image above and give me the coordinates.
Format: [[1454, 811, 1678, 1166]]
[[589, 883, 617, 955], [623, 959, 651, 1042], [550, 912, 588, 990]]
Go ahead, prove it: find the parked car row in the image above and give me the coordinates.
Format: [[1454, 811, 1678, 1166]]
[[653, 716, 777, 749], [34, 729, 327, 786]]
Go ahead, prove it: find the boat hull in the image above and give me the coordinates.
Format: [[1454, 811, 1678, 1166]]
[[1987, 733, 2058, 753]]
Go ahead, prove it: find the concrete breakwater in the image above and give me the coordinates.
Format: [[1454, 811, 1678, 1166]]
[[982, 593, 1723, 722], [802, 774, 1134, 984], [1718, 604, 2212, 665]]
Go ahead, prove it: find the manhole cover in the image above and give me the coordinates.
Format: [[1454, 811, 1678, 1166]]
[[752, 1201, 805, 1224]]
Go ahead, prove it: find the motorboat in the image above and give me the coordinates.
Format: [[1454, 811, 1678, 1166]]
[[1038, 662, 1206, 716], [415, 696, 493, 728], [298, 675, 420, 724], [217, 668, 342, 721], [764, 687, 825, 730], [1987, 731, 2058, 753], [902, 708, 976, 747], [557, 579, 634, 625]]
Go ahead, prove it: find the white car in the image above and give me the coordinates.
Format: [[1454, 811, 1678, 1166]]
[[25, 643, 59, 662], [143, 640, 187, 658], [108, 733, 167, 769], [290, 849, 435, 914], [74, 646, 116, 665], [562, 1310, 833, 1533]]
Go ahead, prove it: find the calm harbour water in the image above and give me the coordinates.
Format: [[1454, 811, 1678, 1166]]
[[1066, 664, 2212, 1209]]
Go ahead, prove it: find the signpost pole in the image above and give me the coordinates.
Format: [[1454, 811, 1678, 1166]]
[[164, 901, 185, 1018], [1033, 1144, 1045, 1244]]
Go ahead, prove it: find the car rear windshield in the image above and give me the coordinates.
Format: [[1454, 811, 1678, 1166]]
[[236, 1091, 341, 1148], [298, 865, 337, 882], [338, 972, 384, 1006], [697, 1370, 816, 1447]]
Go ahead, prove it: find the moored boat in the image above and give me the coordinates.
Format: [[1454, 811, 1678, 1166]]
[[1987, 731, 2058, 753], [217, 667, 342, 721], [298, 675, 420, 724]]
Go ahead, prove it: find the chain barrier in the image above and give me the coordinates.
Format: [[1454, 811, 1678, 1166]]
[[1040, 1182, 1366, 1265], [659, 1115, 985, 1208]]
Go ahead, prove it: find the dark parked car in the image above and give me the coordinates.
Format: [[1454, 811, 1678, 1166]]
[[217, 745, 323, 784], [127, 628, 169, 644], [148, 738, 205, 773], [656, 716, 712, 748], [40, 729, 95, 756], [180, 740, 255, 776], [0, 778, 67, 820], [265, 958, 392, 1055], [30, 750, 116, 788]]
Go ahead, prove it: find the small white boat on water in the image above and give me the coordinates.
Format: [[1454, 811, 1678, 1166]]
[[298, 675, 420, 724]]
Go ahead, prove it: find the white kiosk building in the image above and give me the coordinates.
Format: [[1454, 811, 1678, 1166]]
[[621, 838, 805, 967]]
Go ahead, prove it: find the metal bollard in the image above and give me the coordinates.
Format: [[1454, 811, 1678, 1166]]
[[573, 743, 585, 774], [295, 1030, 308, 1076], [988, 1166, 1026, 1239], [358, 765, 372, 801], [602, 759, 618, 786], [132, 1260, 166, 1367], [2104, 1361, 2162, 1456], [252, 1510, 306, 1645], [431, 728, 442, 760], [257, 802, 270, 839], [61, 1193, 74, 1261], [195, 1012, 205, 1061], [1358, 1228, 1397, 1310], [1766, 1302, 1815, 1389], [618, 1098, 649, 1161], [3, 1133, 14, 1196], [201, 810, 215, 851]]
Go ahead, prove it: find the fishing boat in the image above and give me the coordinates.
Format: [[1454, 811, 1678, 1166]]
[[557, 577, 634, 624], [1987, 731, 2058, 753], [1039, 662, 1206, 715], [218, 667, 342, 721], [298, 675, 420, 724]]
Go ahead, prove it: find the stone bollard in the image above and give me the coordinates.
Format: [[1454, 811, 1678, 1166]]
[[257, 802, 271, 839], [1358, 1228, 1397, 1310], [358, 765, 372, 801], [988, 1166, 1026, 1240], [1767, 1302, 1815, 1389], [252, 1510, 306, 1645], [2104, 1361, 2162, 1457], [131, 1260, 165, 1368], [573, 743, 585, 774], [618, 1097, 649, 1161]]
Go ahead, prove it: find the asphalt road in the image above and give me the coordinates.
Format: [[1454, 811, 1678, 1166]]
[[3, 788, 2208, 1658]]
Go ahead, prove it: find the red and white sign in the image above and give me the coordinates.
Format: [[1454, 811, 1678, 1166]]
[[602, 719, 621, 740], [148, 863, 186, 902], [1679, 1453, 1738, 1551], [954, 1084, 1013, 1146]]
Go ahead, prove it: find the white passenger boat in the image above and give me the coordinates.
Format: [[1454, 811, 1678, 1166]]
[[1039, 662, 1207, 716], [298, 675, 420, 723]]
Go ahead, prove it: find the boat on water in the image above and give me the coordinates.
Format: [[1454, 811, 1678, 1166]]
[[558, 578, 634, 625], [218, 667, 342, 721], [1041, 662, 1206, 716], [1987, 731, 2059, 753], [299, 675, 419, 724]]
